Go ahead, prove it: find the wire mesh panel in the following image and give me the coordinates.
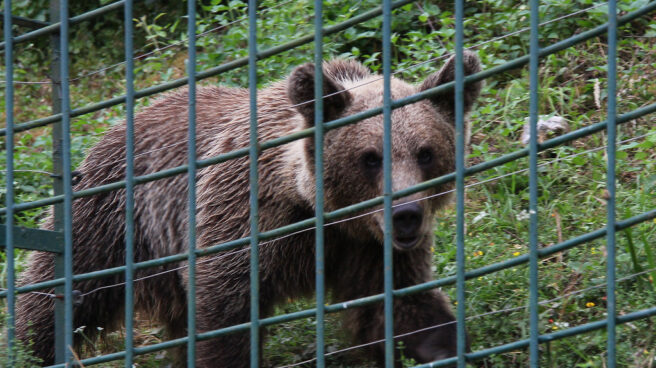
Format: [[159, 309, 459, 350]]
[[1, 1, 656, 367]]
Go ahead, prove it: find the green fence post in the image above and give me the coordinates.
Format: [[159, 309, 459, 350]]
[[187, 0, 198, 366], [606, 0, 618, 367], [382, 0, 394, 366], [57, 0, 75, 364], [123, 0, 136, 366], [528, 0, 540, 366], [3, 1, 16, 365], [313, 0, 326, 366], [454, 0, 467, 367], [247, 1, 260, 366]]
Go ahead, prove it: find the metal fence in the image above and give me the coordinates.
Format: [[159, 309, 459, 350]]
[[2, 0, 656, 367]]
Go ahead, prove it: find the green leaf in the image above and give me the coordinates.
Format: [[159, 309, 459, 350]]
[[572, 155, 586, 166]]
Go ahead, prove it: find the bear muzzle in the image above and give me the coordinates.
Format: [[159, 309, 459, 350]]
[[392, 202, 424, 250]]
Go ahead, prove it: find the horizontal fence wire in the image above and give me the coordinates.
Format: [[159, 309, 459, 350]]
[[2, 105, 655, 298], [3, 1, 656, 367], [3, 127, 654, 300], [6, 127, 653, 365]]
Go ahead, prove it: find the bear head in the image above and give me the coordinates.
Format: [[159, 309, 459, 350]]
[[287, 52, 482, 251]]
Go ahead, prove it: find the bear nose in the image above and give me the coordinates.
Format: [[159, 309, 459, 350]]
[[392, 203, 423, 249]]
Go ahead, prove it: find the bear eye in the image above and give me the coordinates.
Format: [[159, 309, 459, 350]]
[[417, 148, 433, 167], [361, 151, 382, 172]]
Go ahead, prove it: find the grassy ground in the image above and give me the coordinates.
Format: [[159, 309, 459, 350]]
[[1, 0, 655, 367]]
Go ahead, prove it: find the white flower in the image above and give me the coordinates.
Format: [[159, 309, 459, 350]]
[[516, 209, 530, 221], [554, 321, 570, 329], [73, 325, 86, 334]]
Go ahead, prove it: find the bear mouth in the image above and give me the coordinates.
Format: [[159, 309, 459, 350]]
[[393, 234, 423, 250]]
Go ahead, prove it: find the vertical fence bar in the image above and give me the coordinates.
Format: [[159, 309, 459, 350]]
[[313, 0, 326, 366], [123, 0, 136, 366], [528, 0, 540, 366], [3, 1, 16, 364], [606, 0, 617, 366], [454, 0, 467, 367], [187, 0, 198, 365], [59, 0, 74, 363], [49, 0, 66, 362], [247, 0, 260, 366], [381, 0, 394, 366]]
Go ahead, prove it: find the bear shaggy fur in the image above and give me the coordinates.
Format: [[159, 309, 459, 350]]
[[16, 52, 481, 367]]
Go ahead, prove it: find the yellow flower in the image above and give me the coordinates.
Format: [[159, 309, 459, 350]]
[[552, 325, 558, 330], [513, 251, 521, 256], [586, 302, 595, 308], [473, 250, 484, 257]]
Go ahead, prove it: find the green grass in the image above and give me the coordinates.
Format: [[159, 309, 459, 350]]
[[1, 0, 656, 367]]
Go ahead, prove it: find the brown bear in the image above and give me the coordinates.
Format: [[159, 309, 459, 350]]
[[16, 51, 482, 367]]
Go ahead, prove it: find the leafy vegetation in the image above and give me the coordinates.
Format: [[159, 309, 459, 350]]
[[1, 0, 655, 367]]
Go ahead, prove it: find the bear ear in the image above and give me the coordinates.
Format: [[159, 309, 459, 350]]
[[419, 50, 482, 123], [288, 63, 353, 126]]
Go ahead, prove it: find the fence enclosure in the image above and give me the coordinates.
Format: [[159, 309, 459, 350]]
[[2, 0, 656, 367]]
